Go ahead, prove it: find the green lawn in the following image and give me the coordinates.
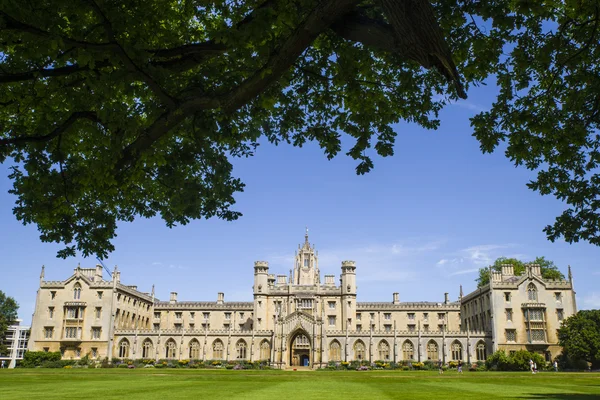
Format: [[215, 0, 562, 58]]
[[1, 369, 599, 399]]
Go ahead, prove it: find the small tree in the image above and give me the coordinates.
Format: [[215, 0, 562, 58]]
[[0, 290, 18, 355], [558, 310, 600, 370]]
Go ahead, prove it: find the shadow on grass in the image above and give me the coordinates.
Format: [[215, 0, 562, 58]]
[[519, 395, 600, 399]]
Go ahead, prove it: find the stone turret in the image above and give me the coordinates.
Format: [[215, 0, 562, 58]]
[[293, 229, 320, 285], [253, 261, 269, 330]]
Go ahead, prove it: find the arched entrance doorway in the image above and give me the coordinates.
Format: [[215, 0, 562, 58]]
[[289, 331, 311, 367]]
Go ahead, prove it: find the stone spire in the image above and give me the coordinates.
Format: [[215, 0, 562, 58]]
[[303, 226, 310, 249]]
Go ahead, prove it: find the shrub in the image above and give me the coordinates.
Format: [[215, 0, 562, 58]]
[[486, 350, 546, 371], [117, 364, 129, 369], [21, 351, 62, 368], [412, 362, 425, 370]]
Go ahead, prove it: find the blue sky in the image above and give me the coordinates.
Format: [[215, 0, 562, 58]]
[[2, 83, 599, 325]]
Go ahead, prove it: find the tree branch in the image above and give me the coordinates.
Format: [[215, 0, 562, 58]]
[[220, 0, 361, 113], [85, 0, 178, 109], [0, 111, 100, 146], [150, 42, 227, 59], [330, 11, 399, 54], [115, 0, 361, 174], [0, 61, 110, 83]]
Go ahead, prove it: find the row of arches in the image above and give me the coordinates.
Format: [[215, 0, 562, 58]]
[[117, 337, 487, 362], [118, 338, 272, 360], [327, 339, 487, 362]]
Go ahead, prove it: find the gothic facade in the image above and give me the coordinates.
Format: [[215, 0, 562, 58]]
[[28, 233, 577, 367]]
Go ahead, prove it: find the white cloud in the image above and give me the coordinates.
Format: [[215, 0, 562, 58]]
[[267, 238, 443, 285], [434, 243, 522, 278], [448, 268, 480, 277], [582, 292, 600, 309]]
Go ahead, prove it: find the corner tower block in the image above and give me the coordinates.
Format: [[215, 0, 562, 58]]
[[341, 260, 356, 294]]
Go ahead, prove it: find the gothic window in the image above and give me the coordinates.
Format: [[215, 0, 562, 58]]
[[354, 340, 366, 360], [557, 309, 564, 321], [118, 339, 130, 358], [506, 329, 517, 342], [531, 329, 546, 342], [142, 339, 153, 358], [236, 340, 247, 360], [44, 327, 54, 339], [189, 339, 200, 360], [304, 257, 309, 267], [527, 283, 538, 302], [329, 340, 341, 361], [213, 339, 224, 360], [555, 292, 562, 302], [92, 327, 101, 339], [528, 309, 544, 321], [402, 340, 414, 360], [506, 308, 513, 321], [73, 283, 81, 300], [451, 341, 462, 361], [476, 341, 487, 361], [260, 340, 271, 361], [165, 339, 177, 359], [426, 340, 438, 361], [378, 340, 390, 361]]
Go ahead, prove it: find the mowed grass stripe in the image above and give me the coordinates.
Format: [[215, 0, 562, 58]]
[[0, 369, 599, 400]]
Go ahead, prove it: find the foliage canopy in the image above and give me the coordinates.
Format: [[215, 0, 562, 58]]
[[0, 290, 18, 355], [558, 309, 600, 370], [476, 256, 565, 287], [1, 0, 600, 257]]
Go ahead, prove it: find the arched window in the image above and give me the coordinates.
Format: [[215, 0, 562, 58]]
[[73, 283, 81, 300], [476, 341, 487, 361], [142, 339, 153, 358], [236, 340, 247, 360], [118, 339, 129, 358], [402, 340, 414, 360], [427, 340, 438, 361], [354, 340, 366, 360], [213, 339, 224, 360], [260, 340, 271, 361], [378, 340, 390, 361], [189, 339, 200, 360], [165, 339, 177, 359], [329, 340, 341, 361], [451, 340, 463, 361], [528, 283, 538, 301]]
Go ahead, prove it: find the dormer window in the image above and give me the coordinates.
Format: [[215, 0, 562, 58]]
[[73, 283, 81, 300]]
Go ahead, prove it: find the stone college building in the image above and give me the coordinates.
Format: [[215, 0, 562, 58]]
[[28, 233, 577, 367]]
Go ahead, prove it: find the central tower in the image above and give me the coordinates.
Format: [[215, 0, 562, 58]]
[[293, 229, 320, 285]]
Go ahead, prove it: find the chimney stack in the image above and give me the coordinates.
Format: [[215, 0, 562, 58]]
[[217, 292, 224, 304], [393, 292, 399, 304], [95, 264, 103, 281], [169, 292, 177, 304], [444, 292, 449, 304]]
